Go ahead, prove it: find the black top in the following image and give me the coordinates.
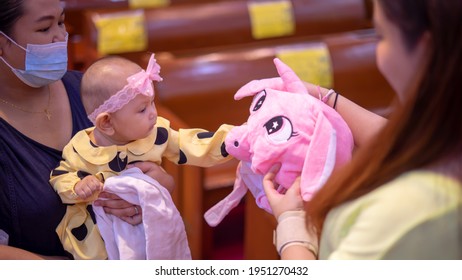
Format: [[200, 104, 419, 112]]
[[0, 71, 92, 257]]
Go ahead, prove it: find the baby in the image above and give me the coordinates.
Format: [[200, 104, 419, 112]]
[[50, 54, 233, 260]]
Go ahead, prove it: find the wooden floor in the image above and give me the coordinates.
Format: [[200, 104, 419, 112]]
[[208, 202, 245, 260], [205, 194, 279, 260]]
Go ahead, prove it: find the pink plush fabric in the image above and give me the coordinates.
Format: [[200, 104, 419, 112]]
[[93, 168, 191, 259], [204, 58, 354, 227]]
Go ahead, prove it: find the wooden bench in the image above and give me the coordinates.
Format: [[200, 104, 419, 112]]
[[77, 0, 372, 69], [157, 104, 243, 259], [153, 103, 206, 259], [152, 29, 393, 129], [65, 0, 248, 69], [63, 0, 250, 11]]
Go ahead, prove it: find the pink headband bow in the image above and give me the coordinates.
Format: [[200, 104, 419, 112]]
[[87, 53, 163, 124]]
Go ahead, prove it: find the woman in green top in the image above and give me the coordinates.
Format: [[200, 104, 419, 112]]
[[265, 0, 462, 259]]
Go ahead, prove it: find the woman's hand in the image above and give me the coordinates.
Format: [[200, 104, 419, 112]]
[[127, 161, 175, 193], [93, 192, 142, 225], [263, 164, 304, 219]]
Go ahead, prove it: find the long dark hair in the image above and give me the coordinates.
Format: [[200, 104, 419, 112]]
[[308, 0, 462, 232], [0, 0, 24, 36]]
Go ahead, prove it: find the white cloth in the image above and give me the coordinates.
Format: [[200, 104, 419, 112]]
[[92, 168, 191, 260]]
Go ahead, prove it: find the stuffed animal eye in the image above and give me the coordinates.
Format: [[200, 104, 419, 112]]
[[251, 90, 266, 112], [263, 116, 297, 144]]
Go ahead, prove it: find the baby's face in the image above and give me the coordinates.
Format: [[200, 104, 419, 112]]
[[110, 94, 158, 143]]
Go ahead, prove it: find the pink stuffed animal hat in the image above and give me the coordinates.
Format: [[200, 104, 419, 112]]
[[204, 58, 354, 227]]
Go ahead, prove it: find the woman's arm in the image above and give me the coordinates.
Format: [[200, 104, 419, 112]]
[[280, 244, 317, 260], [263, 166, 318, 260], [0, 245, 43, 260], [304, 82, 388, 148], [0, 245, 69, 260]]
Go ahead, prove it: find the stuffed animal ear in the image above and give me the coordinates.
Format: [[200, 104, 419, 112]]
[[300, 109, 337, 201], [234, 58, 307, 100], [273, 58, 308, 95], [234, 77, 284, 100], [204, 162, 249, 227], [203, 161, 273, 227]]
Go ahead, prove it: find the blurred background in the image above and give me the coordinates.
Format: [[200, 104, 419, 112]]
[[63, 0, 394, 260]]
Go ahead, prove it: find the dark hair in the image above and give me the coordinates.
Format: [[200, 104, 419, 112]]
[[0, 0, 24, 36], [379, 0, 429, 51], [308, 0, 462, 232]]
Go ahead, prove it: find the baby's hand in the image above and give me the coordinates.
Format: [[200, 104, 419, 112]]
[[73, 176, 103, 200]]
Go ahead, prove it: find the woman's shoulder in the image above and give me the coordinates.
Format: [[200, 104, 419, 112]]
[[61, 70, 82, 101], [322, 171, 462, 259], [330, 170, 461, 235], [341, 171, 462, 216], [62, 71, 83, 92], [378, 170, 462, 202], [371, 171, 462, 259], [63, 70, 83, 81], [62, 70, 93, 132]]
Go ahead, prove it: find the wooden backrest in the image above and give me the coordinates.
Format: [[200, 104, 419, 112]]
[[78, 0, 372, 68], [63, 0, 248, 10], [156, 103, 205, 259], [147, 30, 394, 132]]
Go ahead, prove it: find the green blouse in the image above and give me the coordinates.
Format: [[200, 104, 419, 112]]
[[320, 171, 462, 259]]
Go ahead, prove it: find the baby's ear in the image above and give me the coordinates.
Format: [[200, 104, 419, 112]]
[[95, 113, 115, 136]]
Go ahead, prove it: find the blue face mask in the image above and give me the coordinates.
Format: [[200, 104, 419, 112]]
[[0, 32, 68, 88]]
